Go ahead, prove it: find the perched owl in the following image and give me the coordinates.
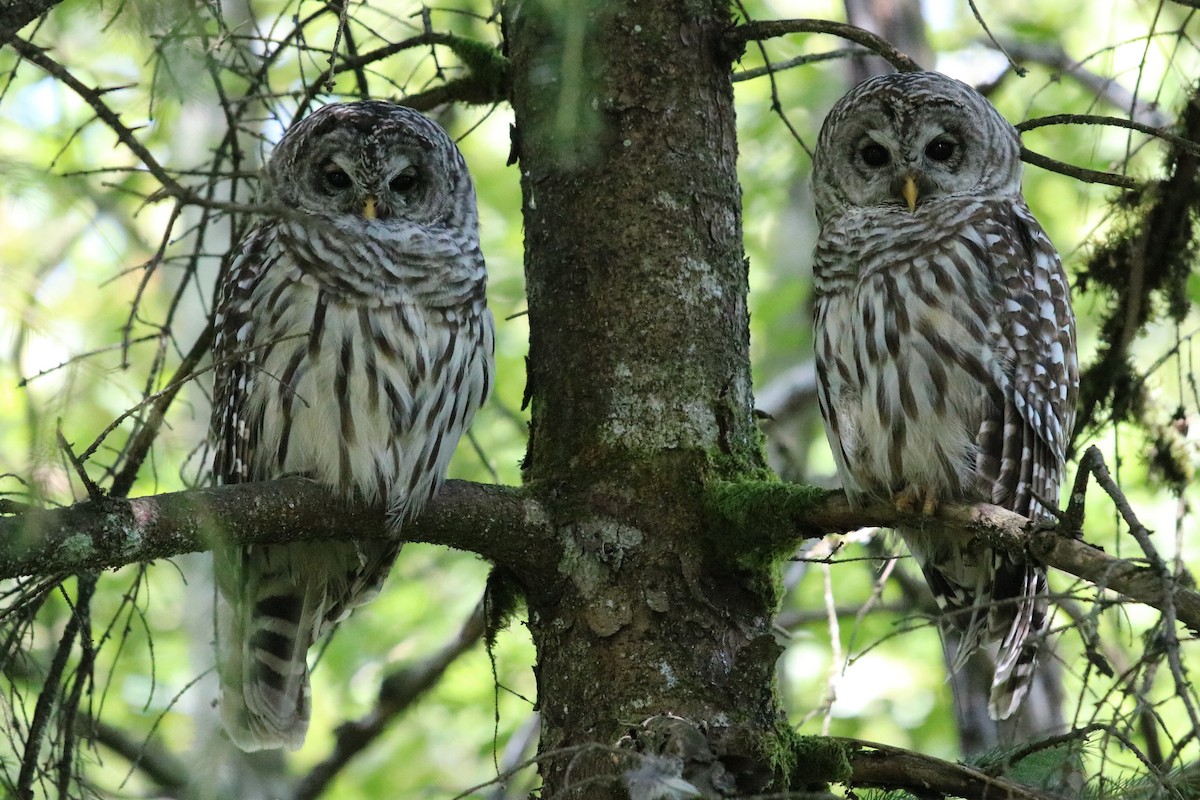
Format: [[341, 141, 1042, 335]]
[[209, 101, 495, 750], [810, 72, 1077, 719]]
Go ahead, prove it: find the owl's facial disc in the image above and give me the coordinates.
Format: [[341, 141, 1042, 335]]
[[312, 155, 368, 220], [375, 154, 426, 217], [320, 160, 354, 197], [850, 119, 970, 210]]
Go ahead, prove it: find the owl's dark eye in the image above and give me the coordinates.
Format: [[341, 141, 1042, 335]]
[[859, 143, 890, 168], [389, 167, 420, 193], [323, 167, 353, 192], [925, 138, 956, 162]]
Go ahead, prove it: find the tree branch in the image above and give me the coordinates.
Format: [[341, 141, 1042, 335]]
[[0, 479, 553, 580], [7, 472, 1197, 632], [726, 19, 924, 73], [7, 37, 192, 201], [8, 469, 1198, 633], [0, 0, 64, 44], [710, 481, 1200, 632], [855, 497, 1200, 631], [1020, 146, 1141, 189], [841, 737, 1059, 799]]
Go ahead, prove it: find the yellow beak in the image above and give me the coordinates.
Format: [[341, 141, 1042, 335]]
[[363, 195, 378, 219], [901, 175, 919, 212]]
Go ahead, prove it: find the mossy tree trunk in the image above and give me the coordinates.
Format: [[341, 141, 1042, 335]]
[[506, 0, 801, 795]]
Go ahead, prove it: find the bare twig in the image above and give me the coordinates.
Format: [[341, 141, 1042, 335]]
[[17, 578, 92, 800], [726, 19, 923, 73], [7, 38, 190, 200], [730, 1, 814, 157], [485, 712, 541, 800], [54, 427, 101, 501], [324, 0, 351, 93], [988, 38, 1172, 128], [732, 48, 869, 83], [1077, 446, 1200, 736], [106, 323, 214, 499], [1017, 114, 1200, 158], [293, 600, 486, 800], [965, 0, 1026, 76], [1020, 146, 1141, 189]]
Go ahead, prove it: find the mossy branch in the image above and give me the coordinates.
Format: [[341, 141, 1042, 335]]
[[9, 467, 1198, 632], [327, 31, 510, 110], [706, 478, 1200, 632]]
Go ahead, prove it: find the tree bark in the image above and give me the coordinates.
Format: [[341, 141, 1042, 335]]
[[506, 0, 790, 795], [0, 0, 64, 44]]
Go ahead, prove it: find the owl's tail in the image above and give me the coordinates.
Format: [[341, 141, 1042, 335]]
[[903, 529, 1048, 720], [982, 553, 1048, 720], [215, 549, 323, 752]]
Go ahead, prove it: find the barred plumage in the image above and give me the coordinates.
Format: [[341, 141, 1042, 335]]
[[210, 101, 494, 750], [810, 72, 1077, 719]]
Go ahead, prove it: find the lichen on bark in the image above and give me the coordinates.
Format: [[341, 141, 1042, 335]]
[[506, 0, 804, 794]]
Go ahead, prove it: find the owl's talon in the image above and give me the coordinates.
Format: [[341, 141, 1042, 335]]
[[893, 486, 939, 516], [893, 486, 918, 514]]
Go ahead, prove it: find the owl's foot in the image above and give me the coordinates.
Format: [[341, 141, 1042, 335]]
[[894, 485, 939, 516]]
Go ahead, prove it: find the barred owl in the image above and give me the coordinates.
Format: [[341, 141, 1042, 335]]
[[209, 101, 494, 750], [810, 72, 1077, 719]]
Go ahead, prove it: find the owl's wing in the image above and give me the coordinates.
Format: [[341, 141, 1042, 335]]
[[210, 223, 323, 751], [972, 198, 1077, 719], [976, 199, 1077, 519], [211, 224, 276, 487], [812, 294, 864, 503]]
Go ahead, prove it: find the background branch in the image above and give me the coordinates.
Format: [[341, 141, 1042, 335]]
[[727, 19, 924, 73], [79, 714, 190, 795], [293, 600, 486, 800], [989, 38, 1173, 128]]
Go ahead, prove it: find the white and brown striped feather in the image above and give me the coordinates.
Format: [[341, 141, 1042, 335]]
[[209, 102, 494, 750], [812, 72, 1078, 720]]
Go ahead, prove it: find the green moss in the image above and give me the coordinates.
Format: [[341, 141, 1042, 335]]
[[709, 479, 827, 536], [439, 34, 511, 94], [762, 726, 851, 789], [792, 735, 853, 783], [484, 566, 525, 651], [694, 473, 829, 607]]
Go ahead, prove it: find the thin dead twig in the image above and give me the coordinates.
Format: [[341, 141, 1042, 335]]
[[727, 19, 923, 73]]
